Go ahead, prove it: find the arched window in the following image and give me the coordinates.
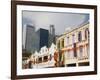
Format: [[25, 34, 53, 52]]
[[72, 34, 75, 43], [78, 31, 82, 42], [85, 28, 89, 40], [67, 36, 69, 45]]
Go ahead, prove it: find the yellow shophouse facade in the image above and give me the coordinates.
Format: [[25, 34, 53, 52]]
[[56, 22, 89, 67]]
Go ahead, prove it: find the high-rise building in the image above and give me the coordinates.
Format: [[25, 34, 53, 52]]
[[22, 24, 36, 53], [36, 28, 49, 51], [48, 25, 56, 47]]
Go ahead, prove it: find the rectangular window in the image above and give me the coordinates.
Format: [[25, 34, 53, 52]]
[[67, 51, 70, 59], [62, 39, 64, 48], [86, 45, 89, 58], [78, 31, 82, 42], [70, 51, 74, 59], [38, 57, 42, 63], [67, 51, 74, 59], [73, 43, 77, 57], [57, 41, 60, 49], [43, 56, 48, 62], [79, 46, 83, 58]]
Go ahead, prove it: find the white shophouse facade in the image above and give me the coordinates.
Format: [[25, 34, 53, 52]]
[[28, 43, 56, 68]]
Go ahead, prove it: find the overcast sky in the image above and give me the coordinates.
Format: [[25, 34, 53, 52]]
[[22, 11, 89, 35]]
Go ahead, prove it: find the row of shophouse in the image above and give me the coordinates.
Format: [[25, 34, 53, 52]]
[[56, 22, 89, 67], [22, 22, 90, 69], [22, 43, 57, 69]]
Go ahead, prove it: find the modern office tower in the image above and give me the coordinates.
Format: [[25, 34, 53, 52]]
[[36, 28, 49, 51], [22, 24, 36, 53], [48, 25, 56, 47]]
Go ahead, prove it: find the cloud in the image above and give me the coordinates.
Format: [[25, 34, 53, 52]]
[[22, 11, 89, 35]]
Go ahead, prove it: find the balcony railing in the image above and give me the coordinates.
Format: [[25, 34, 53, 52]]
[[65, 56, 89, 65], [78, 56, 89, 60]]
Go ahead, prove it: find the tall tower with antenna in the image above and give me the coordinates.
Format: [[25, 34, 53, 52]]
[[48, 25, 56, 47]]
